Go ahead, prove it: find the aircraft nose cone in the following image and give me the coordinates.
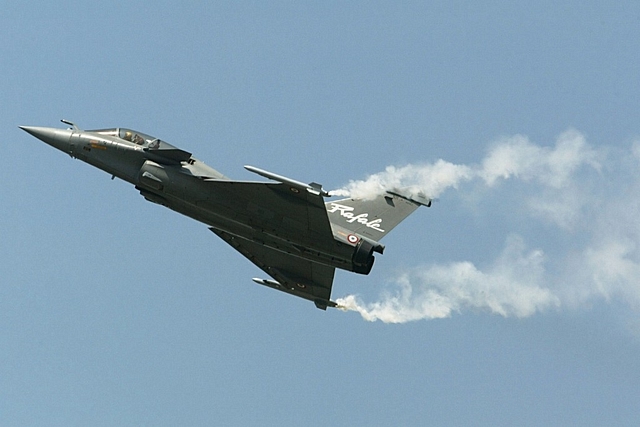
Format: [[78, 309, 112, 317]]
[[20, 126, 73, 153]]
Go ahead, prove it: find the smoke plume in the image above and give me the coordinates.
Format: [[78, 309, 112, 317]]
[[335, 130, 640, 323]]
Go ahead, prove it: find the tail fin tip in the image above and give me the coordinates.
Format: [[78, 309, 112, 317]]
[[386, 188, 432, 207]]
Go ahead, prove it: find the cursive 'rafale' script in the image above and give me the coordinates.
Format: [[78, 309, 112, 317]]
[[327, 203, 385, 232]]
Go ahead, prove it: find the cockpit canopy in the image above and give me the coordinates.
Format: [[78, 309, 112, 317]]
[[88, 128, 180, 151], [87, 127, 192, 164]]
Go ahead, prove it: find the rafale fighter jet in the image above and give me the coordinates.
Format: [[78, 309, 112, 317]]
[[21, 120, 430, 310]]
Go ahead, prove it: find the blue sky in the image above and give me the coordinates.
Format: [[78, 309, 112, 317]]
[[2, 2, 640, 425]]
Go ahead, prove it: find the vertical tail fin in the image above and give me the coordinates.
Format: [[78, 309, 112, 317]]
[[325, 189, 430, 241]]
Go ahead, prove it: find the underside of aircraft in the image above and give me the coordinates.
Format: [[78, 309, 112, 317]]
[[21, 120, 430, 309]]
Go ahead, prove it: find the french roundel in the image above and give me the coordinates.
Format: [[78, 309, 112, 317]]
[[347, 234, 359, 244]]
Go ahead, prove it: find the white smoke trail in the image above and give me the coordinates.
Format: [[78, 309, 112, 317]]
[[330, 160, 474, 200], [336, 130, 640, 323]]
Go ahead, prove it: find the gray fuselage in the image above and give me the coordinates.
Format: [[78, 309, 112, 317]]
[[21, 125, 359, 273]]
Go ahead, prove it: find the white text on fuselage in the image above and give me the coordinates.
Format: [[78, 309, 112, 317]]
[[327, 203, 385, 232]]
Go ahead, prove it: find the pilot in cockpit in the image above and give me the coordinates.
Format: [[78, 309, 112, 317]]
[[122, 130, 145, 145]]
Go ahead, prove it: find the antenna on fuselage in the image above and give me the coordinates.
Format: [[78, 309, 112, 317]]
[[60, 119, 80, 131]]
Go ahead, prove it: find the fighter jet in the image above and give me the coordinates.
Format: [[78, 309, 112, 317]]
[[20, 120, 430, 310]]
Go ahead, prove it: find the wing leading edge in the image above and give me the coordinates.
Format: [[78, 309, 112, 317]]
[[210, 228, 338, 310]]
